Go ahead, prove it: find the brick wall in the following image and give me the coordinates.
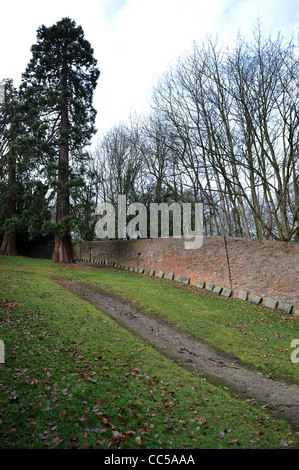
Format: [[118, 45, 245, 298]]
[[73, 237, 299, 313]]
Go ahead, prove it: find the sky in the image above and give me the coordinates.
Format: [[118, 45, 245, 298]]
[[0, 0, 298, 146]]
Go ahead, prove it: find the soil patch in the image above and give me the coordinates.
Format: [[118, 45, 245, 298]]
[[55, 279, 299, 427]]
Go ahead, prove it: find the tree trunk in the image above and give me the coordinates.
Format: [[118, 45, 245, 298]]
[[51, 118, 75, 263], [52, 233, 74, 263], [0, 149, 18, 256], [52, 50, 75, 264], [0, 233, 18, 256]]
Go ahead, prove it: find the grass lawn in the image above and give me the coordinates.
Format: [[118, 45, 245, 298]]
[[0, 256, 298, 449], [70, 261, 299, 385]]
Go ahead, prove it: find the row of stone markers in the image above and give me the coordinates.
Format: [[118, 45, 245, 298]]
[[196, 282, 293, 315], [76, 258, 294, 315]]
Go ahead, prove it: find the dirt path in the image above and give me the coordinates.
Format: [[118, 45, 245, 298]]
[[55, 279, 299, 427]]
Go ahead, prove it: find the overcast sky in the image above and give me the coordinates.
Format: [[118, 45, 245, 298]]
[[0, 0, 298, 145]]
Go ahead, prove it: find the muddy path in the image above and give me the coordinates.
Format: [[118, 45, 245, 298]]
[[55, 279, 299, 427]]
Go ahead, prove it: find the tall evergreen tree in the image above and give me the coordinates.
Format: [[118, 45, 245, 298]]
[[20, 17, 100, 262], [0, 79, 20, 256]]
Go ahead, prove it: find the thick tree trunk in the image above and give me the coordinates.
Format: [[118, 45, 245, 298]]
[[52, 233, 74, 263], [0, 233, 18, 256], [1, 147, 18, 256], [51, 136, 75, 263], [52, 53, 75, 264]]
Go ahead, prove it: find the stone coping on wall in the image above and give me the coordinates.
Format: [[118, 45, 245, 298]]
[[75, 257, 296, 316]]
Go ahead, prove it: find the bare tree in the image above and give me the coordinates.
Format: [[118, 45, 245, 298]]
[[150, 28, 298, 241]]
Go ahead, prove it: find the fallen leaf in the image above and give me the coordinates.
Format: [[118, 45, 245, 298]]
[[229, 439, 240, 446], [53, 437, 63, 446], [59, 409, 67, 419], [280, 440, 288, 447]]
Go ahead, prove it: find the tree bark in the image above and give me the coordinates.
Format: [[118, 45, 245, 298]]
[[52, 46, 75, 264], [0, 233, 18, 256], [52, 233, 74, 263], [0, 147, 18, 256], [52, 101, 75, 263]]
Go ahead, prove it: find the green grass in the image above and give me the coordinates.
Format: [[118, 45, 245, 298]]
[[68, 262, 299, 385], [0, 256, 298, 449]]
